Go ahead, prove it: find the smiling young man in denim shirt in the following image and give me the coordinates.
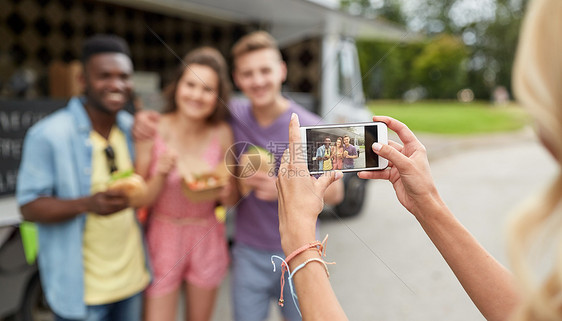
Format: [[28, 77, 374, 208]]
[[16, 35, 150, 321]]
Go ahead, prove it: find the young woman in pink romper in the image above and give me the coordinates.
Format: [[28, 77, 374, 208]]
[[135, 47, 238, 321], [332, 137, 344, 170]]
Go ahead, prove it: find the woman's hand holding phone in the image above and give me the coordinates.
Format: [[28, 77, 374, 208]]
[[357, 116, 447, 220], [277, 113, 342, 254], [359, 116, 522, 321]]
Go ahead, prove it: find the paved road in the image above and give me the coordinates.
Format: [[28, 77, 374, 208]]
[[204, 127, 557, 321]]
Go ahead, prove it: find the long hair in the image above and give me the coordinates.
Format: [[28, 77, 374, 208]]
[[336, 137, 343, 148], [509, 0, 562, 319], [162, 47, 231, 124]]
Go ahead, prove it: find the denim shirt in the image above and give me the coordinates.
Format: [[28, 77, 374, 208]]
[[315, 145, 326, 170], [16, 97, 143, 319]]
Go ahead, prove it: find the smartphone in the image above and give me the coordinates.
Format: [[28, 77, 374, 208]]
[[300, 122, 388, 174]]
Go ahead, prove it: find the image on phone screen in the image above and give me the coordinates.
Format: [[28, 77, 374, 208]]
[[304, 124, 382, 174]]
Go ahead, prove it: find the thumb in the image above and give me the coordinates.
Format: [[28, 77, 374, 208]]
[[372, 143, 409, 170], [315, 170, 343, 194]]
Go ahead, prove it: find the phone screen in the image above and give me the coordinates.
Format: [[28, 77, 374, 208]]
[[305, 124, 380, 173]]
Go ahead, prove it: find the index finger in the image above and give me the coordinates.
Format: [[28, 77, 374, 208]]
[[288, 113, 302, 166], [372, 115, 421, 147]]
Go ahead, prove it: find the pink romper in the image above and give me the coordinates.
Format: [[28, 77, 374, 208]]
[[144, 133, 229, 297]]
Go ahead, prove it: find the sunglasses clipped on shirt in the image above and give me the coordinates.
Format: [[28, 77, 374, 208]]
[[104, 145, 118, 174]]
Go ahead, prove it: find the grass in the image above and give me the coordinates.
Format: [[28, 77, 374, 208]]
[[368, 101, 531, 135]]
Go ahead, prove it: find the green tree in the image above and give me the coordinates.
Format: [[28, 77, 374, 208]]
[[464, 0, 526, 99], [346, 0, 526, 100], [412, 35, 468, 99], [357, 40, 423, 99], [401, 0, 526, 99]]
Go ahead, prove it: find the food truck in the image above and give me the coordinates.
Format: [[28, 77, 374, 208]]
[[0, 0, 407, 318]]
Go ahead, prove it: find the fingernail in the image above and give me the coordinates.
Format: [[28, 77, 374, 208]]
[[335, 170, 343, 180], [372, 142, 382, 151], [291, 113, 300, 125]]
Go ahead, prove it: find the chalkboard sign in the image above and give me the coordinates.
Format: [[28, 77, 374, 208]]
[[0, 99, 68, 196]]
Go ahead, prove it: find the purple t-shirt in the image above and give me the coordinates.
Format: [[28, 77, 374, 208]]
[[229, 98, 321, 251], [343, 144, 357, 168]]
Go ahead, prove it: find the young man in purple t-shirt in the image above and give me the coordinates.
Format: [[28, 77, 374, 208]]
[[342, 135, 358, 170], [229, 31, 343, 321]]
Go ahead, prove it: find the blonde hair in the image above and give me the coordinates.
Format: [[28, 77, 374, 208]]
[[231, 31, 282, 67], [509, 0, 562, 319]]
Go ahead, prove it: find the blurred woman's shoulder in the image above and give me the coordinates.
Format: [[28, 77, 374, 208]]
[[212, 120, 234, 148]]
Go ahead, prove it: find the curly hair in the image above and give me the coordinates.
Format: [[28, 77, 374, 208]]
[[82, 34, 130, 64]]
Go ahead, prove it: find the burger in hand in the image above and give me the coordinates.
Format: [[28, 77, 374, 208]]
[[107, 169, 148, 208]]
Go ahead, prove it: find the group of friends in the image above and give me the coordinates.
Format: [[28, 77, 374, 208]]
[[16, 31, 343, 321], [315, 135, 358, 171], [15, 0, 562, 320]]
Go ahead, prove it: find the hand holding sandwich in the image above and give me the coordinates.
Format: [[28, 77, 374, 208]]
[[86, 190, 129, 215], [106, 170, 149, 208]]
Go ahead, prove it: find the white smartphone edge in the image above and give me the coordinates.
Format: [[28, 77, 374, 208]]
[[300, 122, 389, 174]]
